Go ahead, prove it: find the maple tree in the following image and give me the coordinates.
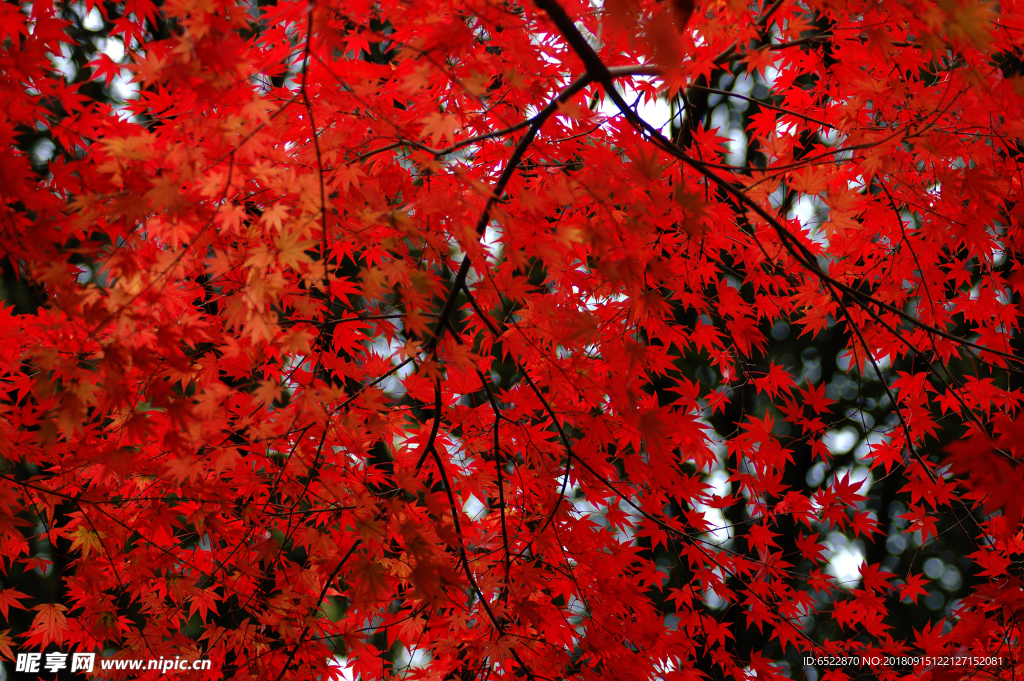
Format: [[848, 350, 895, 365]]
[[4, 0, 1024, 678]]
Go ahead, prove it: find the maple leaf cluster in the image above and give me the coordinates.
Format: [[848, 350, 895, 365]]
[[3, 0, 1024, 678]]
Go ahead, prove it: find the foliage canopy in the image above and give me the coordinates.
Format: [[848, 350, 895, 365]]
[[3, 0, 1024, 678]]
